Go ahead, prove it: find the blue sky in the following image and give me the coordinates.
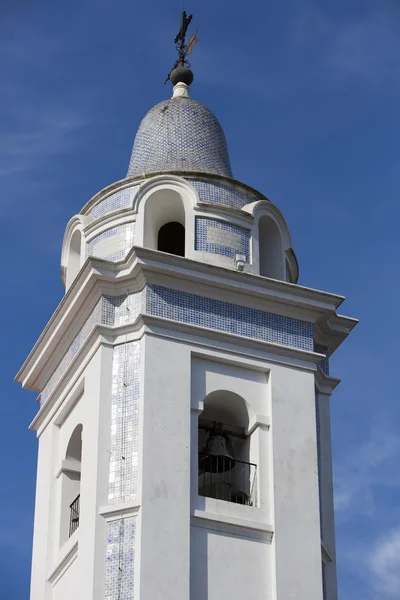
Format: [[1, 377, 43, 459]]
[[1, 0, 399, 597]]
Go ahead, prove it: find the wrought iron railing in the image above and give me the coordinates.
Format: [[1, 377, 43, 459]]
[[69, 494, 80, 537], [198, 454, 257, 506]]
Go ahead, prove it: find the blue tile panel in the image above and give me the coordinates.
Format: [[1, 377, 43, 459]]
[[102, 294, 145, 327], [87, 186, 139, 220], [195, 217, 250, 262], [314, 343, 329, 375], [191, 180, 254, 210], [146, 285, 314, 351], [108, 342, 141, 504], [127, 97, 232, 178], [105, 517, 136, 600], [40, 288, 313, 404], [87, 223, 135, 262]]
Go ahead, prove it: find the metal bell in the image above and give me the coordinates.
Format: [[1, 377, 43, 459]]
[[199, 423, 235, 473]]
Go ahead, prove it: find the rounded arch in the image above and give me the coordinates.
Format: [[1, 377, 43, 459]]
[[65, 423, 83, 463], [258, 215, 284, 279], [200, 390, 250, 430], [66, 230, 82, 289], [143, 189, 186, 253], [243, 200, 297, 281], [133, 175, 199, 259], [157, 221, 185, 256], [61, 215, 91, 291], [197, 391, 256, 506], [60, 423, 83, 544]]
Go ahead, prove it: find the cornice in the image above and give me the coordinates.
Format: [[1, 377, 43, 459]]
[[16, 246, 356, 393], [315, 369, 341, 394]]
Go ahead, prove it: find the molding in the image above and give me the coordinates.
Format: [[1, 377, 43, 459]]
[[286, 247, 299, 284], [191, 509, 273, 541], [247, 414, 271, 435], [80, 178, 143, 216], [195, 201, 254, 224], [321, 540, 334, 563], [47, 537, 78, 586], [141, 314, 322, 368], [315, 370, 341, 394], [99, 502, 141, 520], [84, 214, 136, 240], [55, 458, 81, 479]]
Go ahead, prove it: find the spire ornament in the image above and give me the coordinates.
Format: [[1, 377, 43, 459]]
[[165, 10, 198, 86]]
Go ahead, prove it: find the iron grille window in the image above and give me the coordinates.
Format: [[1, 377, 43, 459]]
[[198, 454, 257, 506], [69, 494, 80, 537]]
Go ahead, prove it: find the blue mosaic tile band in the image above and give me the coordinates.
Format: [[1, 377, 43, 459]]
[[87, 186, 139, 220], [127, 97, 232, 178], [103, 294, 145, 327], [41, 288, 313, 404], [146, 285, 313, 350], [105, 517, 136, 600], [108, 342, 141, 504], [195, 217, 250, 262], [314, 343, 329, 375], [191, 181, 253, 210], [87, 223, 135, 262]]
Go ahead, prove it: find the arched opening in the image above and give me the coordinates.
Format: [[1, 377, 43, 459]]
[[60, 424, 82, 544], [157, 221, 185, 256], [198, 391, 257, 506], [66, 424, 83, 464], [66, 230, 82, 289], [143, 189, 186, 255], [258, 215, 284, 280]]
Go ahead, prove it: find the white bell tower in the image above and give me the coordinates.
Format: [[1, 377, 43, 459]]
[[17, 64, 357, 600]]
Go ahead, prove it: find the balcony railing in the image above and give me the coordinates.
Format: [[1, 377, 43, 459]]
[[69, 494, 80, 537], [198, 454, 257, 506]]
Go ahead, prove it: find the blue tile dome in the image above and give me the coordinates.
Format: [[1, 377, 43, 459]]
[[127, 93, 233, 178]]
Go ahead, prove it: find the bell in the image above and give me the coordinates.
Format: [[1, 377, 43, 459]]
[[199, 423, 235, 474]]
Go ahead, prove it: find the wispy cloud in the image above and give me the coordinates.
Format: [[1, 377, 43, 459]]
[[368, 528, 400, 599], [334, 427, 400, 517], [294, 5, 400, 89], [199, 4, 400, 99], [0, 112, 90, 180], [0, 21, 92, 198]]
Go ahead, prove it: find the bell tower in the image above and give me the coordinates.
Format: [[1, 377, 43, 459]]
[[17, 17, 356, 600]]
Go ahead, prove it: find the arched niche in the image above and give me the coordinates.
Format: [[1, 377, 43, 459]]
[[158, 221, 185, 256], [198, 391, 256, 506], [143, 189, 186, 256], [60, 424, 83, 545], [258, 215, 284, 280], [66, 423, 83, 464], [66, 229, 82, 289]]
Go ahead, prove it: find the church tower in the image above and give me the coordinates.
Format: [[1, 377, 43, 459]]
[[17, 23, 356, 600]]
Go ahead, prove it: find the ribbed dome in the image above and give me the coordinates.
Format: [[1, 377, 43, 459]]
[[127, 93, 232, 179]]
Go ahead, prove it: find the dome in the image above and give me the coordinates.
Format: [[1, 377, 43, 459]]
[[127, 86, 232, 179]]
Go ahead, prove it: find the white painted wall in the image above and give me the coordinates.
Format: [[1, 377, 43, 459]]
[[271, 364, 324, 600], [30, 344, 114, 600], [190, 524, 271, 600], [317, 388, 338, 600]]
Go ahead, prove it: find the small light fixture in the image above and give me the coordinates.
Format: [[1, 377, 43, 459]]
[[234, 254, 246, 271]]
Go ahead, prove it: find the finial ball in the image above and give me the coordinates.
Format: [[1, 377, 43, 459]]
[[170, 66, 194, 86]]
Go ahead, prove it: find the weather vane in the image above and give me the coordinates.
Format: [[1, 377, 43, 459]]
[[165, 10, 198, 85]]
